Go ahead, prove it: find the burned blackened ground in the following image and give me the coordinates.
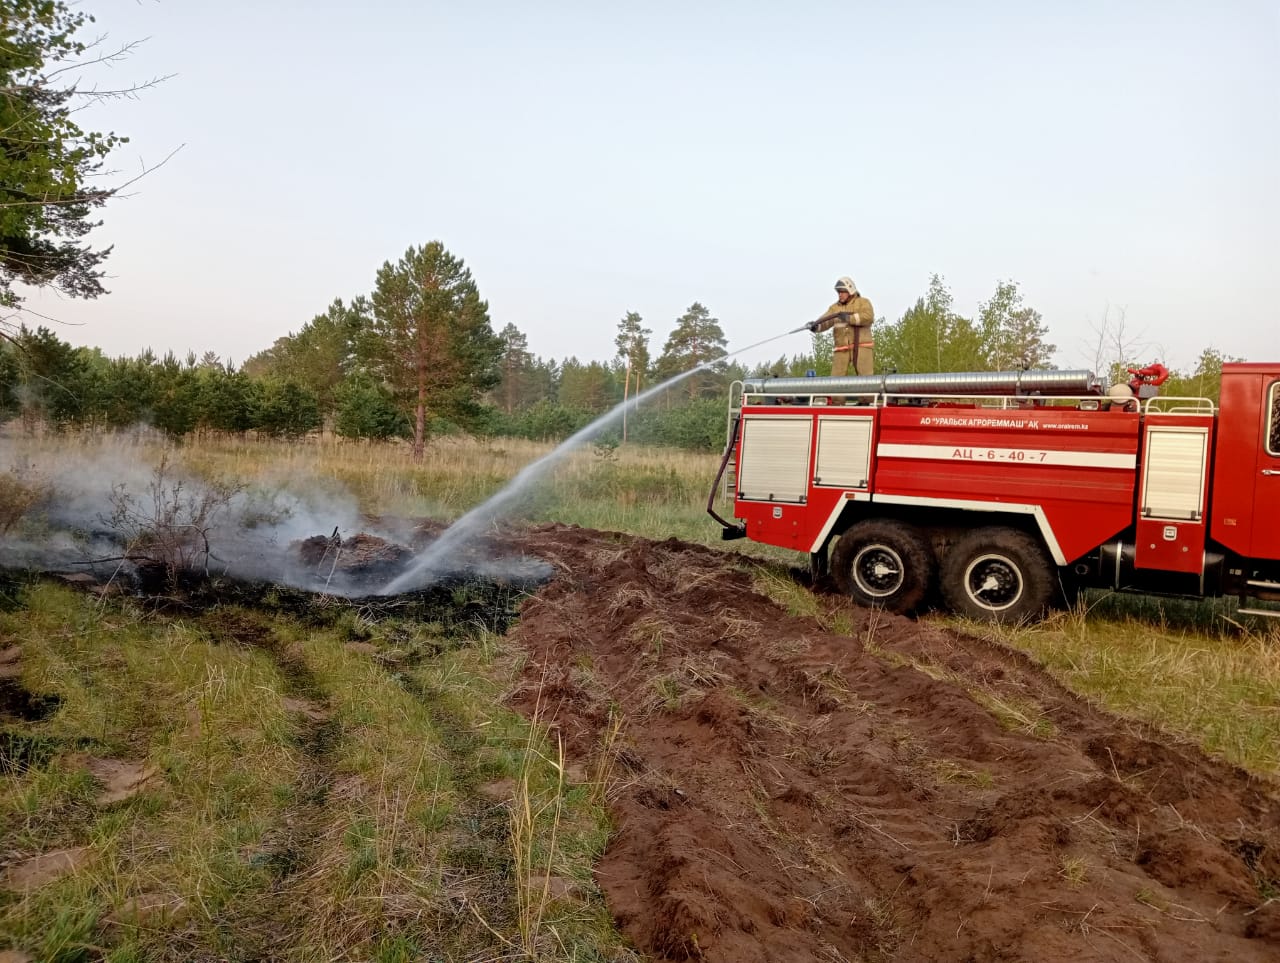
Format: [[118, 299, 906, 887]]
[[506, 524, 1280, 963], [0, 640, 72, 777], [2, 526, 552, 633], [8, 511, 553, 601], [169, 571, 541, 637]]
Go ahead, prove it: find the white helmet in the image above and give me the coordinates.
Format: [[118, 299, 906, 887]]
[[835, 276, 857, 294]]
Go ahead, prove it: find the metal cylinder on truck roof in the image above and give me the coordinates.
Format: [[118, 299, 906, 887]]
[[739, 369, 1102, 397]]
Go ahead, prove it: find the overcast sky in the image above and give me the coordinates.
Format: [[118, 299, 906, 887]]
[[20, 0, 1279, 374]]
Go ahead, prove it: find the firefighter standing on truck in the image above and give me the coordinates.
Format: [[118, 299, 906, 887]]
[[808, 277, 875, 377]]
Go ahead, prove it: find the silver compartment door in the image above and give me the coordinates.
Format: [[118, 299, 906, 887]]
[[738, 415, 813, 503], [1140, 426, 1209, 520], [814, 416, 873, 488]]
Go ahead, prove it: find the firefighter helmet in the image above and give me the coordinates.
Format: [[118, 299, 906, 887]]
[[835, 277, 856, 294]]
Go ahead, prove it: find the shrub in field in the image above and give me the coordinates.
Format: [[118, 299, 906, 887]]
[[628, 397, 727, 451], [503, 400, 592, 442], [253, 378, 322, 438]]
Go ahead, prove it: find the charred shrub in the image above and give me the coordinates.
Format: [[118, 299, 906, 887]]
[[102, 456, 247, 588]]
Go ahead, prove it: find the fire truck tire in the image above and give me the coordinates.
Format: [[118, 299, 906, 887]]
[[941, 528, 1056, 623], [831, 520, 934, 614]]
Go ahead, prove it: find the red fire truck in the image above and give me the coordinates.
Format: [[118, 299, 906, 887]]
[[707, 364, 1280, 622]]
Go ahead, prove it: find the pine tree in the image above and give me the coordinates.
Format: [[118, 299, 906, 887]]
[[613, 310, 651, 441], [334, 373, 408, 439], [0, 341, 19, 420], [366, 243, 501, 460], [526, 356, 558, 407], [242, 297, 369, 411], [0, 1, 134, 311], [97, 354, 156, 428], [150, 352, 200, 437], [495, 322, 535, 414], [195, 366, 256, 434], [614, 310, 652, 395], [10, 325, 89, 429], [253, 379, 321, 437], [654, 302, 727, 400], [559, 359, 619, 413]]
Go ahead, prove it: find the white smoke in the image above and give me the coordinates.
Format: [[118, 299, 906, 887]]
[[0, 433, 549, 596]]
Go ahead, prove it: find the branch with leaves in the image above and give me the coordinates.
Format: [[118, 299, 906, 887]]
[[0, 0, 174, 313]]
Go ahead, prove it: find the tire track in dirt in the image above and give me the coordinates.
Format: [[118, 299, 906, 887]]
[[189, 611, 342, 962], [392, 668, 524, 953], [506, 524, 1280, 963], [329, 595, 532, 957]]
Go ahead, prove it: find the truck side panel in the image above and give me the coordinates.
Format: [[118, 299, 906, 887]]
[[871, 407, 1140, 563], [1132, 416, 1214, 574], [1211, 365, 1280, 561], [1255, 379, 1280, 561], [734, 407, 870, 552]]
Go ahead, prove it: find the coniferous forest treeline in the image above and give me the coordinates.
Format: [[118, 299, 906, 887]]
[[1, 245, 1240, 453]]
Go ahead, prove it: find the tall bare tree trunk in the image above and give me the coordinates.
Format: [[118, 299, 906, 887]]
[[413, 357, 426, 461], [622, 363, 631, 443]]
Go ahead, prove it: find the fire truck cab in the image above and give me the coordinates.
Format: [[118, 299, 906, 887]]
[[708, 365, 1280, 622]]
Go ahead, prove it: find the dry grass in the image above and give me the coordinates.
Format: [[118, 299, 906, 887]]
[[0, 431, 791, 564], [931, 759, 995, 790], [0, 467, 48, 534], [1059, 854, 1089, 887], [750, 565, 823, 619], [956, 603, 1280, 776], [970, 690, 1057, 740], [589, 707, 626, 807]]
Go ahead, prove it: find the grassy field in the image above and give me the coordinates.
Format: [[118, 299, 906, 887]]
[[955, 598, 1280, 775], [1, 431, 1278, 959], [0, 575, 630, 962], [184, 434, 734, 548]]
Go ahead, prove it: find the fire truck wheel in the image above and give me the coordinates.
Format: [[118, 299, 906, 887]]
[[941, 528, 1055, 623], [831, 520, 934, 614]]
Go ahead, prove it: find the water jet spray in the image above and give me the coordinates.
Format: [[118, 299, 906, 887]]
[[381, 325, 802, 593]]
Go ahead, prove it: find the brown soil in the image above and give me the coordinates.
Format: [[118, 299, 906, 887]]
[[281, 696, 331, 724], [506, 524, 1280, 963], [68, 755, 160, 806], [0, 645, 20, 681], [0, 847, 90, 891], [103, 891, 187, 927]]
